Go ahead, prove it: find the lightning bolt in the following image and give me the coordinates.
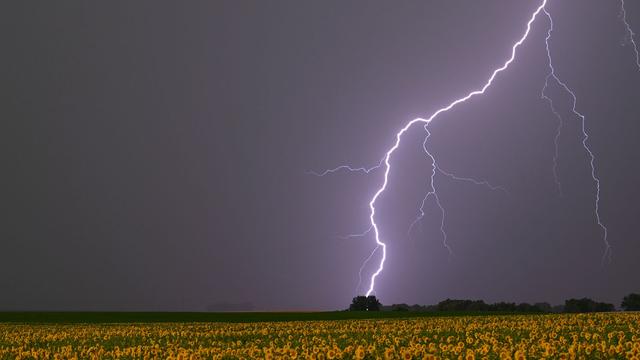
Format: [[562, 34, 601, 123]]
[[541, 72, 564, 197], [407, 125, 452, 257], [355, 245, 379, 294], [620, 0, 640, 70], [542, 8, 611, 263], [435, 166, 509, 195], [307, 164, 379, 241], [407, 126, 507, 254], [312, 0, 617, 297], [337, 226, 372, 240], [306, 159, 383, 177], [361, 0, 550, 296]]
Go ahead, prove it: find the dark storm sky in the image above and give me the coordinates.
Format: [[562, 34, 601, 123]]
[[1, 1, 639, 311]]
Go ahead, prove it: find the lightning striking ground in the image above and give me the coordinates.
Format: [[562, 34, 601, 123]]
[[355, 245, 379, 294], [360, 0, 550, 296], [542, 9, 611, 263], [620, 0, 640, 70], [312, 0, 617, 297]]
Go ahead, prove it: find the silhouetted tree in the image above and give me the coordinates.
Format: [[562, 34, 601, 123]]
[[622, 293, 640, 311], [434, 299, 555, 313], [516, 303, 536, 312], [409, 304, 433, 312], [564, 298, 592, 313], [534, 302, 552, 313], [349, 296, 367, 311], [366, 295, 381, 311], [564, 298, 614, 313], [350, 296, 381, 311], [594, 302, 614, 312], [491, 302, 517, 312], [391, 304, 409, 311], [467, 300, 490, 311]]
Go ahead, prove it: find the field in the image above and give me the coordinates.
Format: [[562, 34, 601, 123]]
[[1, 312, 639, 359]]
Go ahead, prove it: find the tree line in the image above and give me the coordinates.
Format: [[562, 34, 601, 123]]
[[349, 293, 640, 313]]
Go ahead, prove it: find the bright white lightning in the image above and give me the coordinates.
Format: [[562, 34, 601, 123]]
[[621, 0, 640, 70], [542, 8, 611, 263], [355, 245, 379, 294], [362, 0, 550, 296], [312, 0, 616, 296]]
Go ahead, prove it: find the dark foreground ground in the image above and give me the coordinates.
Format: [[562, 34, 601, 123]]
[[0, 310, 529, 323]]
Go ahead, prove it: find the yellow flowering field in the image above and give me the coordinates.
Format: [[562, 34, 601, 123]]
[[1, 312, 639, 359]]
